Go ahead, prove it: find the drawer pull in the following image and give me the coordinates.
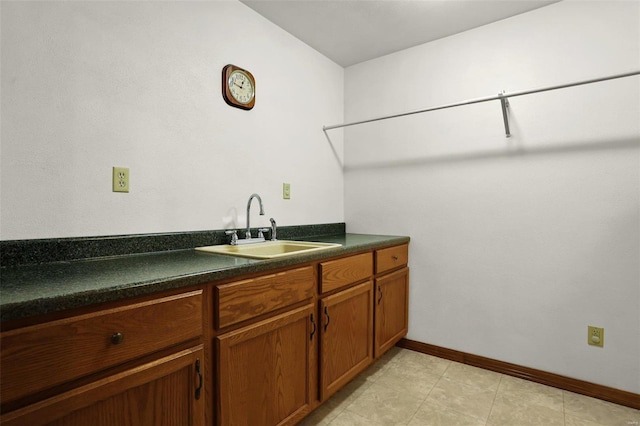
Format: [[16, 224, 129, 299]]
[[110, 332, 124, 345], [392, 255, 399, 261], [195, 358, 203, 400]]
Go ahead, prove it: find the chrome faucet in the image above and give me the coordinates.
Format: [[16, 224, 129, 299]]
[[245, 193, 264, 240]]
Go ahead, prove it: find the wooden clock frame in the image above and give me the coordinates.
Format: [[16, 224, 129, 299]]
[[222, 64, 255, 110]]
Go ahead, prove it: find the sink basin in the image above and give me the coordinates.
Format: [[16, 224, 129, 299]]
[[196, 240, 342, 259]]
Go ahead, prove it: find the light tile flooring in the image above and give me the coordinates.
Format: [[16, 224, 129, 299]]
[[299, 348, 640, 426]]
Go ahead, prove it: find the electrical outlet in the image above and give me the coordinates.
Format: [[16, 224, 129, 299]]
[[112, 167, 129, 193], [283, 183, 291, 200], [588, 326, 604, 347]]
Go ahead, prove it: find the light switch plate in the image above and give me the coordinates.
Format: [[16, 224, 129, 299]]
[[283, 183, 291, 199]]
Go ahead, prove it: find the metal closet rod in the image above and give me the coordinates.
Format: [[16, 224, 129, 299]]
[[322, 70, 640, 134]]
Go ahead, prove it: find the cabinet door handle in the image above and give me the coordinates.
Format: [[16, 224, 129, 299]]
[[324, 306, 330, 331], [310, 313, 316, 341], [378, 286, 383, 304], [195, 358, 203, 400]]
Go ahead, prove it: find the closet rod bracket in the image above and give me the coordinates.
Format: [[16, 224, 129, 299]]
[[499, 92, 511, 138]]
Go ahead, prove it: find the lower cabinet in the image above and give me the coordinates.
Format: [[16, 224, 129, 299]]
[[216, 304, 316, 426], [1, 345, 205, 426], [1, 245, 408, 426], [375, 267, 409, 358], [319, 280, 374, 400], [0, 289, 205, 426]]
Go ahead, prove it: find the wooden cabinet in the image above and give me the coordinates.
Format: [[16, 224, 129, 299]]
[[216, 304, 316, 426], [1, 241, 408, 426], [1, 345, 205, 426], [215, 266, 314, 329], [375, 244, 409, 275], [374, 244, 409, 359], [318, 253, 375, 401], [1, 290, 205, 426], [319, 281, 374, 400], [375, 267, 409, 358], [319, 252, 372, 293]]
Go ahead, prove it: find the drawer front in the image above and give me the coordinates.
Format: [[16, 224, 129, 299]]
[[320, 252, 373, 293], [375, 244, 408, 274], [1, 290, 203, 404], [216, 266, 315, 329]]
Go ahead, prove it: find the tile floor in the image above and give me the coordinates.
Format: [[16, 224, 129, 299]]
[[299, 348, 640, 426]]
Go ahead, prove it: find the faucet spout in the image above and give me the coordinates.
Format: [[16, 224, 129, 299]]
[[246, 193, 264, 239]]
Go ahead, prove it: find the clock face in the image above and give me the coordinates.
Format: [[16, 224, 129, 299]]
[[227, 70, 255, 105]]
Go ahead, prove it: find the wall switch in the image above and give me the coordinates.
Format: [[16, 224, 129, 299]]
[[113, 167, 129, 193], [283, 183, 291, 199], [588, 326, 604, 347]]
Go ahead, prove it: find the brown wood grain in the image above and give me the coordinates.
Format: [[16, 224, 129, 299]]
[[375, 267, 409, 358], [215, 266, 314, 329], [375, 244, 408, 274], [1, 290, 203, 405], [320, 281, 374, 401], [320, 253, 373, 293], [217, 304, 315, 426], [1, 345, 205, 426], [2, 245, 412, 426]]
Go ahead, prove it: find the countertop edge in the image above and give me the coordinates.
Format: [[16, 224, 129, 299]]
[[1, 234, 409, 323]]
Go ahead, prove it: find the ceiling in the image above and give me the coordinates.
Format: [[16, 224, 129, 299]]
[[240, 0, 561, 67]]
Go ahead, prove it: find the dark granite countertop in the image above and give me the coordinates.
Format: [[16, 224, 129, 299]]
[[0, 233, 409, 323]]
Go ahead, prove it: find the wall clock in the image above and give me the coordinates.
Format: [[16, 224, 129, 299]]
[[222, 64, 255, 110]]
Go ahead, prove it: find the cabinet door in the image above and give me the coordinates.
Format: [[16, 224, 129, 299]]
[[1, 345, 205, 426], [217, 304, 316, 426], [375, 267, 409, 358], [320, 281, 374, 401]]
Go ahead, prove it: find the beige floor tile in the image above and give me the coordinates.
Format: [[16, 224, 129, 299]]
[[442, 362, 502, 391], [374, 358, 441, 398], [487, 392, 564, 426], [323, 374, 373, 413], [408, 403, 486, 426], [395, 349, 451, 377], [359, 358, 393, 383], [564, 414, 608, 426], [298, 349, 640, 426], [564, 391, 640, 426], [425, 376, 497, 421], [300, 374, 374, 425], [345, 381, 424, 425], [298, 403, 339, 426], [497, 375, 564, 411], [353, 347, 406, 385], [329, 409, 386, 426], [379, 346, 406, 366]]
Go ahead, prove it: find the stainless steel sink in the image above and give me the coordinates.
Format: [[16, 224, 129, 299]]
[[196, 240, 341, 259]]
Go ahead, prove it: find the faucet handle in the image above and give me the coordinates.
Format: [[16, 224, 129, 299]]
[[225, 230, 238, 245], [258, 228, 270, 239], [269, 218, 277, 241]]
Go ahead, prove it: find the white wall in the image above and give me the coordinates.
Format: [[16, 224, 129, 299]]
[[343, 1, 639, 393], [0, 1, 344, 240]]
